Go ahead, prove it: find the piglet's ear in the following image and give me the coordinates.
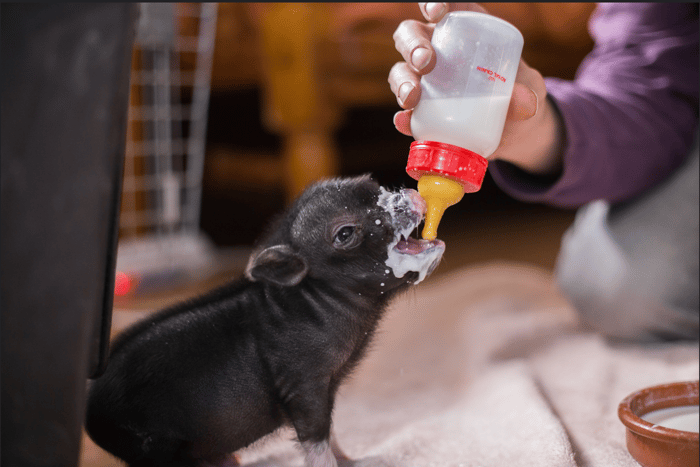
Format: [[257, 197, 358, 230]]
[[245, 245, 308, 287]]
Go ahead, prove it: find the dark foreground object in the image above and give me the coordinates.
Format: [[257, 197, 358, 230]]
[[1, 4, 137, 467]]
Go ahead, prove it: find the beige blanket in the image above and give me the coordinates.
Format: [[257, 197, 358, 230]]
[[82, 261, 699, 467], [238, 262, 699, 467]]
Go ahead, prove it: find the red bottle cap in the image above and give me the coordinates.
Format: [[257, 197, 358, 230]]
[[406, 140, 489, 193]]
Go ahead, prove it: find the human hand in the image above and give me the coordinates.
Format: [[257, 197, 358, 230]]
[[388, 3, 564, 176]]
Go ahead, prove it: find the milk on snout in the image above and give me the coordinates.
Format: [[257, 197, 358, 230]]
[[410, 95, 512, 158], [377, 187, 442, 285], [642, 405, 699, 433]]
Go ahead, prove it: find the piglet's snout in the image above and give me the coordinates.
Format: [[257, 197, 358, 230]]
[[402, 188, 427, 216]]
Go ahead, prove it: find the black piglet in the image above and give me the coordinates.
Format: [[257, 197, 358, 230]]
[[85, 175, 445, 467]]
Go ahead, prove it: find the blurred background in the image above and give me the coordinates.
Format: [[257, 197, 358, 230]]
[[114, 2, 596, 305]]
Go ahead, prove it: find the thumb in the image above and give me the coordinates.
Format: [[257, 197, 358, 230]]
[[506, 82, 538, 121]]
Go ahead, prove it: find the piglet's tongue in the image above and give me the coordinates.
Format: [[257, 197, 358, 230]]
[[396, 236, 431, 254]]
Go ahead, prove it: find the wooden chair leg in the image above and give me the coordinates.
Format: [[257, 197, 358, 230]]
[[283, 130, 339, 199], [257, 3, 340, 201]]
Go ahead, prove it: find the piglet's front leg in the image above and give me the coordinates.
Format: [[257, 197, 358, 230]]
[[301, 440, 338, 467], [302, 430, 351, 467], [284, 387, 340, 467]]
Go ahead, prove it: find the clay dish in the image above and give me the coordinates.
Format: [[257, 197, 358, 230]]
[[618, 380, 699, 467]]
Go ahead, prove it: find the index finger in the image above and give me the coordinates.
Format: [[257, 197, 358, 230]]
[[393, 19, 437, 73], [419, 3, 490, 22], [418, 3, 449, 22]]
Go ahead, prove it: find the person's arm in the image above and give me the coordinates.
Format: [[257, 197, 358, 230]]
[[490, 3, 699, 208], [389, 3, 699, 208]]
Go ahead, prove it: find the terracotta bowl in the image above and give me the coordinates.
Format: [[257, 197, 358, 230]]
[[618, 380, 699, 467]]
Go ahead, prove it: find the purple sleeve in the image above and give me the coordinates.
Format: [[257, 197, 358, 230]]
[[489, 3, 699, 208]]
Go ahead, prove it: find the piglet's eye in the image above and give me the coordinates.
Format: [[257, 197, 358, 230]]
[[333, 225, 360, 249], [335, 226, 354, 243]]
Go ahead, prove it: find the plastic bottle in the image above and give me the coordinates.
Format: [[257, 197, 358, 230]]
[[405, 11, 524, 240]]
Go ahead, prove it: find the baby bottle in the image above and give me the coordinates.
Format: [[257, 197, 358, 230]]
[[405, 11, 524, 240]]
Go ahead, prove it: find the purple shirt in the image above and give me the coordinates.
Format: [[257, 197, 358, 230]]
[[489, 3, 699, 208]]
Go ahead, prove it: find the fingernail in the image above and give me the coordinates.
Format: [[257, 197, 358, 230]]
[[393, 110, 413, 137], [530, 87, 539, 116], [425, 3, 446, 20], [398, 82, 414, 106], [411, 47, 430, 71]]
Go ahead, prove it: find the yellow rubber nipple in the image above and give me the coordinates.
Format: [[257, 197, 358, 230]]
[[417, 174, 465, 241]]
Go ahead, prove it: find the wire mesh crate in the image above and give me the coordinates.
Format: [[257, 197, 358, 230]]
[[115, 3, 220, 297]]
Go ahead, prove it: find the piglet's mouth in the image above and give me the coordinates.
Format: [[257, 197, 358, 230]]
[[378, 186, 446, 284], [394, 234, 445, 255], [387, 231, 445, 284]]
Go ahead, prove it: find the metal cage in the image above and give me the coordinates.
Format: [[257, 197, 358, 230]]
[[115, 3, 219, 297]]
